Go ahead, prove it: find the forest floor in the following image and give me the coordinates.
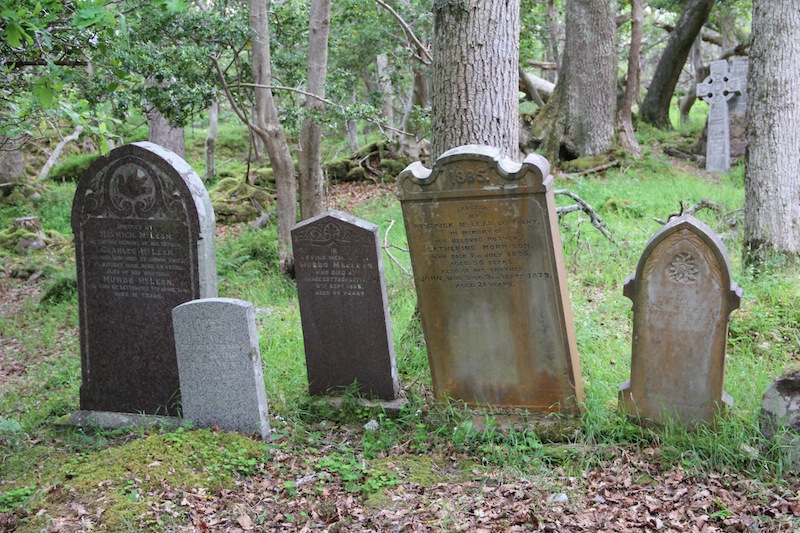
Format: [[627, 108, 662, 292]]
[[2, 180, 800, 532]]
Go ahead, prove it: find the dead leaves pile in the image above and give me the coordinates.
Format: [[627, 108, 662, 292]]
[[20, 442, 799, 532]]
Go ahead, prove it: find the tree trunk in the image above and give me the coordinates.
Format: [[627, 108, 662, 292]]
[[376, 53, 395, 141], [534, 0, 617, 162], [430, 0, 520, 161], [617, 0, 642, 159], [250, 0, 297, 275], [401, 67, 430, 133], [639, 0, 715, 129], [546, 0, 561, 83], [678, 34, 704, 124], [204, 101, 218, 182], [743, 0, 800, 265], [346, 92, 360, 153], [298, 0, 331, 220], [148, 108, 185, 158]]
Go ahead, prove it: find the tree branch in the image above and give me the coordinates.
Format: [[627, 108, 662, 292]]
[[554, 189, 613, 241], [374, 0, 432, 65], [37, 125, 83, 182]]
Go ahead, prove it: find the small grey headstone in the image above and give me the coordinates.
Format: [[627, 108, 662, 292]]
[[292, 210, 399, 400], [620, 215, 742, 426], [172, 298, 270, 439], [760, 367, 800, 470], [72, 142, 217, 416]]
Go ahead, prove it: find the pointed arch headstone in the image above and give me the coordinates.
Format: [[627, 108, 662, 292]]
[[620, 215, 741, 426]]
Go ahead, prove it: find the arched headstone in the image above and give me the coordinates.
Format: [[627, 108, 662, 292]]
[[72, 142, 216, 415]]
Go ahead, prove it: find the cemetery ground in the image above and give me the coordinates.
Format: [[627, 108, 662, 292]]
[[1, 120, 800, 531]]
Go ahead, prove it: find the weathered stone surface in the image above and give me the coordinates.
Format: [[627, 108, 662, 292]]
[[55, 410, 187, 431], [72, 142, 216, 416], [397, 145, 583, 413], [292, 211, 399, 400], [697, 59, 744, 173], [620, 215, 742, 426], [760, 367, 800, 470], [173, 298, 270, 439]]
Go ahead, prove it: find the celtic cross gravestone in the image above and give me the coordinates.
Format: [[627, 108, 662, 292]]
[[697, 60, 743, 173]]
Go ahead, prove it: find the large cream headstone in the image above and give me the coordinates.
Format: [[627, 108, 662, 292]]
[[620, 215, 742, 426], [397, 145, 583, 412]]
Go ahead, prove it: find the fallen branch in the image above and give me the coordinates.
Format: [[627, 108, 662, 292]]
[[383, 219, 410, 275], [554, 189, 613, 241], [37, 125, 84, 182], [560, 160, 621, 178], [653, 198, 721, 225]]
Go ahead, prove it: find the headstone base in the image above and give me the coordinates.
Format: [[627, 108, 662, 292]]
[[55, 410, 189, 432], [305, 396, 408, 419], [619, 381, 733, 428], [468, 408, 582, 440]]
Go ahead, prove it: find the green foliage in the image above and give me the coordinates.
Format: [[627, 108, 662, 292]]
[[46, 152, 99, 182]]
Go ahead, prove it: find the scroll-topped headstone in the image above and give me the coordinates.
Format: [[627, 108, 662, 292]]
[[620, 215, 742, 426], [397, 145, 583, 413], [173, 298, 270, 439], [697, 60, 743, 173], [72, 142, 217, 416], [292, 211, 399, 400]]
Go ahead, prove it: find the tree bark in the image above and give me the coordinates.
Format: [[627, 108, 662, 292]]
[[148, 107, 185, 158], [250, 0, 297, 275], [204, 101, 218, 182], [298, 0, 331, 220], [534, 0, 617, 162], [743, 0, 800, 265], [639, 0, 715, 129], [678, 34, 704, 124], [376, 53, 395, 141], [546, 0, 561, 82], [346, 92, 360, 153], [430, 0, 520, 161], [401, 67, 430, 133], [617, 0, 642, 159]]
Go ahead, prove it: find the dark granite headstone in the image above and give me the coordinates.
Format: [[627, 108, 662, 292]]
[[620, 215, 741, 426], [397, 145, 583, 413], [72, 142, 216, 415], [292, 211, 399, 400]]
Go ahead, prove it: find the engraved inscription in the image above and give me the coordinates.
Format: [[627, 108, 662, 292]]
[[296, 247, 374, 297], [413, 200, 547, 288], [83, 219, 189, 299]]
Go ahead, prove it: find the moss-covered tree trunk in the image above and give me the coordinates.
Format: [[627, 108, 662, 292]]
[[533, 0, 617, 163]]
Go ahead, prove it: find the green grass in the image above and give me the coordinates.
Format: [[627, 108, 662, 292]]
[[2, 121, 800, 530]]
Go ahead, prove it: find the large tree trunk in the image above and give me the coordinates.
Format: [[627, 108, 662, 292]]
[[401, 67, 430, 133], [617, 0, 642, 159], [743, 0, 800, 265], [250, 0, 297, 275], [639, 0, 715, 129], [430, 0, 520, 160], [298, 0, 331, 220], [147, 108, 185, 158], [534, 0, 617, 162]]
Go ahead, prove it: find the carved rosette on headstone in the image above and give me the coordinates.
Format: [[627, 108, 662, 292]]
[[620, 215, 741, 426], [397, 145, 583, 413], [72, 142, 216, 416], [292, 211, 399, 400]]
